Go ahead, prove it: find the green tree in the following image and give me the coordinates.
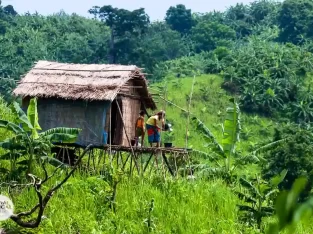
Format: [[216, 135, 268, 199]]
[[278, 0, 313, 44], [225, 3, 253, 37], [191, 21, 236, 52], [165, 4, 194, 34], [133, 22, 190, 74], [92, 5, 150, 63], [250, 0, 281, 24]]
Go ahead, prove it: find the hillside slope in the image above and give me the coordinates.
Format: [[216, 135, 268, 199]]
[[150, 75, 280, 153]]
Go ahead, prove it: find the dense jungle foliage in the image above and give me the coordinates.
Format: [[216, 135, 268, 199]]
[[2, 0, 313, 233], [1, 0, 313, 123]]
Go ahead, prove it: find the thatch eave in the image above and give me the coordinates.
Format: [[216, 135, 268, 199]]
[[12, 60, 157, 110]]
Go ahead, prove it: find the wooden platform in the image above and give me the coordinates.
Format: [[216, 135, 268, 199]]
[[59, 143, 192, 154], [53, 143, 193, 177], [101, 145, 192, 154]]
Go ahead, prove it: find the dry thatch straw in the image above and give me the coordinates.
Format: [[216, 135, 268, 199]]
[[13, 60, 156, 109]]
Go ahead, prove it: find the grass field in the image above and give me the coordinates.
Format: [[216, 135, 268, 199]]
[[150, 75, 278, 152]]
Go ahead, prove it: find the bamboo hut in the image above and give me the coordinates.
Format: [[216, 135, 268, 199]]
[[13, 60, 156, 147]]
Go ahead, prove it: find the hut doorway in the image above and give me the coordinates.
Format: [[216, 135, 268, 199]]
[[109, 99, 123, 145]]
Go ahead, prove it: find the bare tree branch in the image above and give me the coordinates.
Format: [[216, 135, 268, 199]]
[[10, 144, 92, 228]]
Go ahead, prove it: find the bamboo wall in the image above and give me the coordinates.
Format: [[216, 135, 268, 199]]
[[37, 98, 110, 146], [121, 98, 141, 146]]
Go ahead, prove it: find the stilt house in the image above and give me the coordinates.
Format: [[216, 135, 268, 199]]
[[13, 60, 157, 147]]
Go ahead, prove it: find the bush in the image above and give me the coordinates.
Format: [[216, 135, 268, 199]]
[[261, 125, 313, 200]]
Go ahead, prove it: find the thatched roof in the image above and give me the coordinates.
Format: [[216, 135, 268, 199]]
[[13, 60, 156, 109]]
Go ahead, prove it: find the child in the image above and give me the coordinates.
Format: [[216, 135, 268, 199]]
[[135, 110, 145, 147]]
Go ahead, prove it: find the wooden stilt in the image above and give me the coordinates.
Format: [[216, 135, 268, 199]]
[[62, 147, 65, 163], [92, 149, 96, 172], [162, 152, 174, 177], [143, 152, 154, 173], [87, 150, 91, 169], [122, 153, 131, 171], [174, 152, 178, 178], [98, 149, 104, 167], [66, 147, 71, 166]]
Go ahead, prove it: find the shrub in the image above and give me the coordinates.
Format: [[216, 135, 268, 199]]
[[261, 125, 313, 200]]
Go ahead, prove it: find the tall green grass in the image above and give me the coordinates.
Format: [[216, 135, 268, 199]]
[[1, 173, 253, 234], [151, 75, 278, 153]]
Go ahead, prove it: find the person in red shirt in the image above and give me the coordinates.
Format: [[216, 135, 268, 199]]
[[135, 110, 146, 147]]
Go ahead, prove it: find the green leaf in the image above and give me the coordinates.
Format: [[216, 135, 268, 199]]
[[238, 205, 258, 214], [221, 100, 241, 158], [293, 197, 313, 224], [253, 138, 288, 155], [27, 98, 41, 139], [192, 117, 224, 157], [12, 101, 33, 131], [239, 177, 262, 198], [0, 134, 28, 151], [235, 191, 257, 203], [275, 178, 307, 230], [0, 168, 9, 174], [17, 159, 29, 166], [0, 152, 23, 160], [270, 169, 288, 187], [0, 120, 24, 134], [40, 127, 81, 143], [266, 223, 279, 234], [266, 88, 275, 97]]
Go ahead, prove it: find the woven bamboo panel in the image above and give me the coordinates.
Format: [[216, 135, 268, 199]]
[[121, 98, 141, 146], [37, 98, 109, 146]]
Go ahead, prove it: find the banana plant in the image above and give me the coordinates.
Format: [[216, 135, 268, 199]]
[[0, 98, 81, 176], [236, 169, 287, 230], [192, 98, 253, 182]]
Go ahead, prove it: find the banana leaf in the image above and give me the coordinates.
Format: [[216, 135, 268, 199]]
[[0, 168, 9, 174], [40, 127, 82, 143], [239, 177, 262, 198], [253, 138, 288, 155], [0, 120, 24, 134], [0, 140, 27, 151], [27, 98, 41, 139], [12, 101, 33, 130], [192, 117, 224, 156], [0, 133, 29, 150], [238, 205, 258, 214], [222, 100, 241, 157], [0, 152, 23, 160], [235, 191, 257, 203], [270, 169, 288, 187]]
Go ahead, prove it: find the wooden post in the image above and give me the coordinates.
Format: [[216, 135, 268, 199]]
[[109, 103, 112, 167], [115, 99, 140, 174], [185, 75, 196, 149]]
